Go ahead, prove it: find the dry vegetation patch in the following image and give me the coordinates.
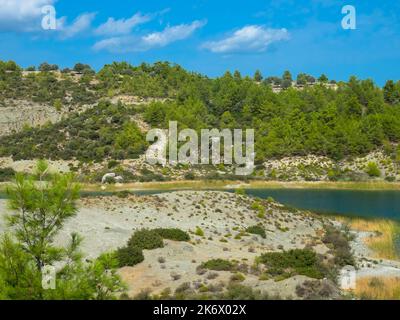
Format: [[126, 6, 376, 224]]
[[355, 276, 400, 300]]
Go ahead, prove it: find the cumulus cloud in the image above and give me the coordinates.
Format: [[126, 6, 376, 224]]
[[57, 13, 96, 39], [143, 20, 206, 47], [93, 20, 206, 52], [95, 12, 151, 36], [202, 25, 289, 53], [0, 0, 55, 31]]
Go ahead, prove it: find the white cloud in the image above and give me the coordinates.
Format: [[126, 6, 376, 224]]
[[202, 25, 289, 53], [0, 0, 55, 31], [93, 20, 206, 52], [95, 12, 151, 36], [57, 13, 96, 39], [143, 20, 206, 47]]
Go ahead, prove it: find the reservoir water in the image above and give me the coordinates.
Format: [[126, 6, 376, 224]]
[[242, 189, 400, 220], [2, 188, 400, 220]]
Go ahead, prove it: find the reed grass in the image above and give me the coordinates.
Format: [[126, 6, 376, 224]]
[[355, 276, 400, 300]]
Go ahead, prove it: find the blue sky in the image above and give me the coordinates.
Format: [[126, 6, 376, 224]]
[[0, 0, 399, 84]]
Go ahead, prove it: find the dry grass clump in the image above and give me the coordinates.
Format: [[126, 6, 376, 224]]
[[355, 277, 400, 300], [337, 218, 400, 260]]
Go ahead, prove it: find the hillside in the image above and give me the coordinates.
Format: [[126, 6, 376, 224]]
[[1, 60, 400, 183]]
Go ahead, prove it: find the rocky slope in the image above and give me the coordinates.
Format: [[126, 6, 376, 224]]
[[0, 99, 92, 137]]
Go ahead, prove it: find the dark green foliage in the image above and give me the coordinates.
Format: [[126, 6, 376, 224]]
[[116, 228, 191, 268], [154, 228, 190, 242], [246, 225, 266, 238], [0, 168, 15, 182], [2, 60, 400, 163], [257, 249, 324, 279], [107, 160, 119, 169], [200, 259, 235, 271], [39, 62, 58, 72], [138, 168, 166, 182], [73, 63, 94, 74], [0, 101, 147, 161], [0, 164, 125, 300], [115, 246, 144, 267], [184, 172, 196, 180], [383, 80, 400, 105], [127, 229, 164, 250], [0, 60, 98, 107], [366, 162, 381, 177]]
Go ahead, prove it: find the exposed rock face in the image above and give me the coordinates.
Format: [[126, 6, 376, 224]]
[[0, 100, 93, 137], [0, 100, 63, 136]]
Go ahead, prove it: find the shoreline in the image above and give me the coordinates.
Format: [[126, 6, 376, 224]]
[[81, 180, 400, 192], [3, 180, 400, 193]]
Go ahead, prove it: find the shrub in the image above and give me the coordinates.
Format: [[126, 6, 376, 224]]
[[222, 284, 271, 300], [128, 229, 164, 250], [184, 172, 196, 180], [235, 187, 246, 195], [366, 162, 381, 177], [257, 249, 324, 279], [175, 282, 191, 294], [230, 272, 246, 282], [267, 197, 274, 203], [322, 226, 355, 267], [296, 280, 338, 300], [246, 225, 266, 239], [200, 259, 235, 271], [194, 227, 204, 237], [0, 168, 15, 182], [107, 160, 119, 169], [115, 246, 144, 267], [154, 228, 190, 242]]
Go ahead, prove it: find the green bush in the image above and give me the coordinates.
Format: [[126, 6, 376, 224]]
[[366, 162, 381, 177], [235, 187, 246, 195], [246, 225, 266, 239], [200, 259, 235, 271], [154, 228, 190, 242], [184, 172, 196, 180], [115, 245, 144, 267], [257, 249, 324, 279], [222, 283, 271, 300], [128, 229, 164, 250], [107, 160, 119, 169], [194, 227, 204, 237], [0, 168, 15, 182]]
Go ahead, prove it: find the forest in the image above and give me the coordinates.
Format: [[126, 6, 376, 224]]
[[1, 60, 400, 164]]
